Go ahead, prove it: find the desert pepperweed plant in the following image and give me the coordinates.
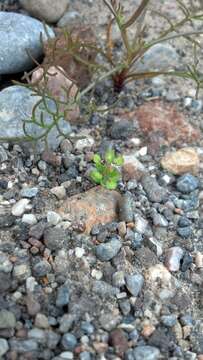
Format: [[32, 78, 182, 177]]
[[90, 149, 124, 190]]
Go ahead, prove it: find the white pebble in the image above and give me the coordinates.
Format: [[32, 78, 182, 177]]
[[11, 198, 30, 217], [75, 247, 85, 258], [47, 211, 62, 226], [22, 214, 37, 225], [91, 269, 103, 280], [51, 186, 66, 200]]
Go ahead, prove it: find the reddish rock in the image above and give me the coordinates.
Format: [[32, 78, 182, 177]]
[[109, 328, 128, 357], [43, 26, 96, 88], [58, 186, 122, 234], [127, 100, 200, 146], [41, 150, 62, 167], [164, 246, 184, 272], [122, 153, 146, 181], [31, 66, 80, 123]]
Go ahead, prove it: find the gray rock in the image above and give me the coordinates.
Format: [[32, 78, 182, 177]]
[[0, 12, 54, 74], [9, 339, 38, 353], [0, 252, 13, 273], [57, 10, 81, 28], [164, 246, 184, 272], [20, 187, 39, 198], [177, 226, 192, 239], [119, 192, 134, 222], [136, 44, 179, 73], [176, 174, 199, 194], [95, 237, 122, 261], [133, 345, 160, 360], [79, 352, 92, 360], [0, 338, 9, 357], [46, 331, 61, 349], [152, 212, 168, 227], [35, 313, 49, 329], [13, 263, 31, 281], [92, 280, 119, 297], [11, 198, 30, 217], [44, 227, 68, 251], [28, 328, 46, 344], [0, 145, 8, 162], [110, 120, 135, 140], [0, 86, 72, 153], [61, 333, 77, 351], [161, 314, 177, 327], [33, 259, 51, 277], [0, 310, 16, 329], [125, 273, 144, 296], [19, 0, 69, 23], [56, 285, 70, 307], [141, 175, 167, 203]]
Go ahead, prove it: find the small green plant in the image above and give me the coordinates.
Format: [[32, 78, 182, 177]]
[[90, 149, 124, 190]]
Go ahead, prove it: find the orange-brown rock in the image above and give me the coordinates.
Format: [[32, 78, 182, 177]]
[[122, 152, 146, 181], [127, 100, 200, 146], [58, 186, 122, 234], [109, 328, 129, 357], [161, 148, 199, 175], [43, 26, 96, 88]]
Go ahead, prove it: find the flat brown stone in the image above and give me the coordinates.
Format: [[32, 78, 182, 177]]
[[58, 186, 122, 234]]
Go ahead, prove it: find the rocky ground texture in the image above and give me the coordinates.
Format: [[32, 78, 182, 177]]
[[0, 0, 203, 359]]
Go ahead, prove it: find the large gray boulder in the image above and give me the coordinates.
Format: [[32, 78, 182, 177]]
[[0, 12, 55, 74], [0, 86, 72, 153], [19, 0, 69, 23]]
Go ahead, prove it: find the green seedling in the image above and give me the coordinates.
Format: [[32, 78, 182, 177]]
[[90, 149, 124, 190]]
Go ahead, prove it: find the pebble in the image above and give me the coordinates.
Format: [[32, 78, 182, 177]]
[[35, 313, 49, 329], [22, 213, 37, 225], [110, 120, 135, 140], [44, 227, 68, 251], [0, 338, 9, 357], [161, 314, 177, 327], [0, 12, 54, 73], [9, 339, 38, 352], [95, 237, 122, 261], [0, 252, 13, 273], [51, 186, 66, 200], [165, 246, 184, 272], [178, 217, 192, 227], [11, 198, 30, 217], [119, 192, 134, 222], [161, 148, 199, 175], [56, 285, 70, 307], [79, 352, 92, 360], [61, 333, 77, 350], [134, 214, 148, 234], [0, 310, 16, 329], [19, 0, 69, 23], [13, 263, 31, 281], [47, 211, 62, 226], [141, 175, 167, 203], [75, 247, 85, 258], [20, 187, 39, 198], [125, 273, 144, 296], [74, 136, 95, 151], [33, 260, 51, 277], [152, 212, 168, 227], [133, 345, 160, 360], [177, 226, 192, 238], [195, 252, 203, 268], [176, 174, 199, 193]]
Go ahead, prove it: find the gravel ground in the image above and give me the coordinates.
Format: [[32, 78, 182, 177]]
[[0, 1, 203, 360]]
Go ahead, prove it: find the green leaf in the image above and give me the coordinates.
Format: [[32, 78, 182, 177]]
[[104, 179, 118, 190], [113, 155, 124, 166], [90, 169, 103, 184], [105, 149, 115, 164], [93, 154, 101, 164], [95, 162, 105, 173], [108, 167, 121, 181]]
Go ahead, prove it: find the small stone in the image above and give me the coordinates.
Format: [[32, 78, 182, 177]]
[[35, 313, 49, 329], [51, 186, 66, 200], [9, 339, 38, 353], [165, 246, 184, 272], [20, 187, 38, 198], [152, 212, 168, 227], [79, 352, 91, 360], [28, 328, 46, 345], [0, 338, 9, 357], [58, 186, 121, 234], [95, 237, 122, 261], [61, 333, 77, 350], [33, 260, 51, 277], [22, 214, 37, 225], [57, 10, 81, 28], [19, 0, 69, 23], [11, 198, 30, 217], [74, 136, 94, 151], [176, 173, 199, 193], [141, 175, 167, 203], [161, 314, 177, 327], [75, 247, 85, 258], [56, 285, 69, 307], [125, 273, 144, 296], [134, 214, 148, 234], [119, 192, 134, 222], [133, 345, 160, 360], [178, 217, 192, 227], [161, 148, 199, 175], [110, 120, 135, 140], [47, 211, 62, 226], [112, 271, 125, 288], [181, 253, 193, 272], [81, 321, 94, 335], [13, 263, 31, 281], [44, 227, 68, 251], [109, 328, 128, 357], [0, 252, 13, 273], [141, 324, 156, 338], [177, 226, 192, 239], [99, 312, 121, 331], [195, 252, 203, 268], [92, 280, 119, 297], [0, 310, 16, 329], [122, 153, 146, 181]]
